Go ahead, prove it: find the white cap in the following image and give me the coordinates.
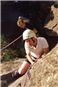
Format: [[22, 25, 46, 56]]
[[23, 29, 36, 40]]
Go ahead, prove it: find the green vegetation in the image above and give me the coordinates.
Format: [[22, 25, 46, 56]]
[[1, 35, 8, 48], [1, 35, 25, 62], [2, 49, 17, 61]]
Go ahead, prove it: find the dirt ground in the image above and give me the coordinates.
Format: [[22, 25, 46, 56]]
[[0, 58, 25, 75], [0, 58, 25, 87]]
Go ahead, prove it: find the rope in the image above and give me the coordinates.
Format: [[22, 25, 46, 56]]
[[1, 34, 22, 51]]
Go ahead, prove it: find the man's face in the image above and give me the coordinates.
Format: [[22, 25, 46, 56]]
[[25, 38, 35, 46]]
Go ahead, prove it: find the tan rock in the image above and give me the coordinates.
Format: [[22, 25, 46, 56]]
[[25, 44, 58, 87], [44, 5, 58, 36]]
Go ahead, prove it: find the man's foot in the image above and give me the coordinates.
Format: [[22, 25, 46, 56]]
[[12, 70, 20, 80], [12, 70, 23, 80]]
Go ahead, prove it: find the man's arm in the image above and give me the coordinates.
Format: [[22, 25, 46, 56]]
[[41, 47, 49, 58], [43, 47, 49, 54], [41, 37, 49, 55], [26, 53, 34, 65]]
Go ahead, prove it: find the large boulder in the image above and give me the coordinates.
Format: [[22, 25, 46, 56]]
[[25, 44, 58, 87]]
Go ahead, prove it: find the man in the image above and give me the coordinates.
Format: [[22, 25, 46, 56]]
[[14, 29, 49, 76], [12, 29, 49, 79], [22, 29, 49, 65]]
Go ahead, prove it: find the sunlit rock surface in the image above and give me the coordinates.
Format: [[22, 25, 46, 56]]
[[25, 44, 58, 87], [44, 5, 58, 36]]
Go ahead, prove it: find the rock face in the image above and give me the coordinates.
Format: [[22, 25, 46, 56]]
[[25, 44, 58, 87], [44, 5, 58, 36]]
